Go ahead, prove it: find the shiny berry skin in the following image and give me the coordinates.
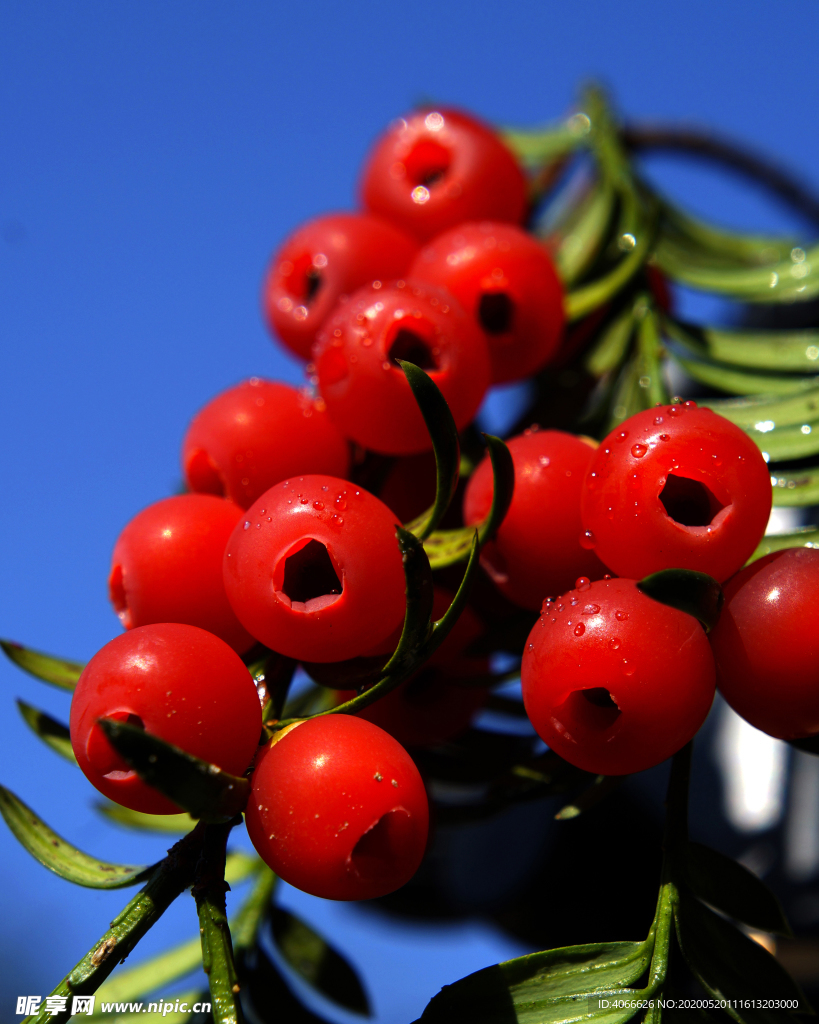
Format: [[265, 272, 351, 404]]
[[314, 280, 490, 455], [109, 494, 255, 654], [182, 378, 350, 510], [246, 715, 429, 900], [409, 222, 565, 383], [464, 429, 606, 610], [262, 213, 419, 361], [580, 404, 772, 582], [70, 623, 262, 814], [522, 578, 715, 775], [360, 109, 527, 242], [223, 476, 406, 663], [710, 547, 819, 739]]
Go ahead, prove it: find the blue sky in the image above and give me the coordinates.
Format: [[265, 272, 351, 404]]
[[2, 3, 819, 1021]]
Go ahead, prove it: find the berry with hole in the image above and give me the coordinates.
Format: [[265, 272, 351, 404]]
[[521, 577, 715, 775], [313, 280, 490, 455], [580, 403, 772, 582], [223, 475, 406, 662], [409, 221, 565, 383], [262, 213, 419, 360], [246, 715, 428, 900], [360, 109, 527, 241], [182, 378, 350, 510], [109, 494, 255, 653], [69, 623, 262, 814]]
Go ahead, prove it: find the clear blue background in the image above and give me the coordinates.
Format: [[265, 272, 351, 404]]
[[2, 3, 818, 1021]]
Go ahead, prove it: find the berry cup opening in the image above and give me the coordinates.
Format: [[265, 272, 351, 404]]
[[276, 538, 343, 612], [387, 326, 440, 372], [403, 139, 451, 189], [659, 474, 726, 527], [555, 687, 621, 738], [348, 807, 413, 882], [283, 251, 324, 306], [478, 292, 515, 335], [86, 712, 144, 780]]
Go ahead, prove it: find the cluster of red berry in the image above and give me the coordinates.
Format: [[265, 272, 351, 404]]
[[66, 105, 819, 907]]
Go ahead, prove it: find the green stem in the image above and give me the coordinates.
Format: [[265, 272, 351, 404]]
[[194, 821, 245, 1024], [231, 866, 277, 953], [23, 824, 206, 1024]]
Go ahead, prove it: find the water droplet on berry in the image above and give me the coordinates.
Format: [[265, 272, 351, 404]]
[[570, 596, 579, 606], [609, 638, 621, 650], [583, 604, 600, 614], [527, 643, 534, 650], [557, 603, 565, 612], [300, 497, 309, 505], [659, 434, 670, 442], [622, 659, 635, 676], [684, 400, 697, 408], [668, 405, 681, 416], [615, 610, 628, 621], [574, 623, 585, 636], [604, 574, 613, 580], [713, 454, 723, 467], [606, 507, 615, 519], [616, 429, 628, 442], [243, 521, 250, 530], [654, 416, 664, 425], [631, 443, 648, 459], [575, 577, 591, 591], [335, 496, 347, 510], [321, 485, 329, 492], [539, 455, 550, 467], [579, 530, 596, 549], [313, 501, 324, 510]]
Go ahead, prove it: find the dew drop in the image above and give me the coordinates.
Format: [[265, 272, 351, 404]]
[[622, 659, 635, 676], [615, 610, 628, 621], [654, 416, 664, 426], [557, 603, 565, 612], [583, 603, 600, 614], [668, 405, 681, 417], [538, 455, 550, 467], [243, 521, 250, 530], [527, 643, 534, 650], [603, 574, 613, 580], [631, 443, 648, 459], [570, 596, 579, 606], [609, 637, 621, 650], [579, 530, 596, 550], [313, 500, 325, 510], [659, 434, 670, 442], [574, 623, 585, 636], [616, 429, 628, 442], [575, 576, 591, 591]]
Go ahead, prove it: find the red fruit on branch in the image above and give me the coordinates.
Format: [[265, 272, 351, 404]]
[[262, 213, 419, 361], [360, 109, 527, 241], [313, 280, 490, 454], [409, 221, 565, 383], [710, 547, 819, 739], [521, 577, 716, 775], [182, 378, 350, 510], [246, 715, 429, 900], [70, 623, 262, 814], [223, 475, 406, 662], [109, 493, 255, 653], [464, 428, 606, 610], [580, 403, 772, 582]]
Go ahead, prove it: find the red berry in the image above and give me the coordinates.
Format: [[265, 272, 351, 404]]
[[521, 578, 715, 775], [182, 378, 350, 510], [262, 213, 419, 361], [109, 494, 255, 654], [580, 404, 772, 582], [70, 623, 262, 814], [710, 547, 819, 739], [464, 429, 606, 610], [409, 222, 565, 383], [223, 475, 406, 663], [245, 715, 429, 900], [314, 280, 490, 455], [360, 109, 527, 242], [377, 450, 438, 525]]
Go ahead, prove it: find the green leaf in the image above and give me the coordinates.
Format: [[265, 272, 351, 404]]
[[96, 802, 198, 834], [637, 569, 723, 633], [398, 360, 460, 540], [687, 842, 792, 937], [0, 784, 149, 888], [500, 118, 582, 169], [584, 305, 635, 378], [90, 938, 202, 1008], [555, 776, 623, 821], [224, 851, 262, 887], [271, 906, 371, 1016], [16, 699, 77, 765], [231, 865, 277, 953], [417, 938, 654, 1024], [748, 527, 819, 564], [242, 945, 331, 1024], [659, 203, 792, 265], [99, 720, 250, 823], [668, 349, 815, 398], [770, 468, 819, 507], [421, 435, 513, 569], [555, 179, 616, 286], [674, 888, 807, 1024], [380, 527, 435, 675], [682, 323, 819, 374], [1, 639, 84, 690]]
